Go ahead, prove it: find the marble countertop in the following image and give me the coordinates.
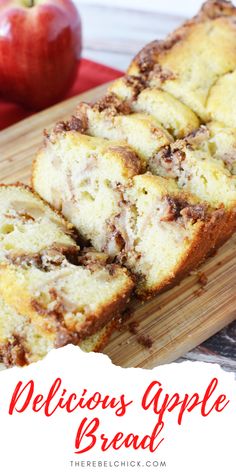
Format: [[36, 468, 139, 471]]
[[76, 0, 236, 371]]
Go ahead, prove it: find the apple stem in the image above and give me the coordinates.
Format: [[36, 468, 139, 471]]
[[29, 0, 34, 6]]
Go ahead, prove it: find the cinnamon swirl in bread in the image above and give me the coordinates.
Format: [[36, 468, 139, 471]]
[[33, 128, 222, 298], [0, 184, 133, 362]]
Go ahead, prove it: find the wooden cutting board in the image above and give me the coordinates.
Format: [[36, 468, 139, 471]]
[[0, 83, 236, 369]]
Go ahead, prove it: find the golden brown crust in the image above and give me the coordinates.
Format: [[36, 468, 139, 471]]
[[129, 0, 236, 76], [213, 207, 236, 249], [108, 145, 142, 176], [0, 185, 134, 348], [137, 206, 228, 299], [61, 273, 133, 340], [0, 316, 117, 367], [198, 0, 236, 20], [0, 262, 134, 342]]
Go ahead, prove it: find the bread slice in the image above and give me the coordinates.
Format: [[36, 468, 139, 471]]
[[153, 128, 236, 247], [109, 79, 200, 138], [33, 128, 223, 298], [207, 121, 236, 176], [207, 70, 236, 127], [76, 99, 173, 168], [0, 184, 133, 341], [74, 97, 236, 210], [128, 0, 236, 121], [74, 98, 235, 244], [151, 126, 236, 210], [0, 297, 115, 367], [0, 183, 78, 262]]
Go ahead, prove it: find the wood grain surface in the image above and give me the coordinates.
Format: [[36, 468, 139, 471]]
[[0, 83, 235, 369]]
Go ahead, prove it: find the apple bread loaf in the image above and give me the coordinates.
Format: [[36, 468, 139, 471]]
[[71, 0, 236, 247], [32, 1, 236, 297], [128, 0, 236, 122], [0, 184, 133, 346], [75, 97, 236, 207], [33, 128, 223, 298], [0, 297, 115, 367]]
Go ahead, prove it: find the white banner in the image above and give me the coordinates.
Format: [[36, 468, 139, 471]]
[[0, 346, 234, 472]]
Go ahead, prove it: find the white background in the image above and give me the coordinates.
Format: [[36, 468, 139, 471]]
[[74, 0, 208, 16], [72, 0, 236, 70]]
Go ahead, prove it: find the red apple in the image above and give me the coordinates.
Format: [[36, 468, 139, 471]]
[[0, 0, 82, 110]]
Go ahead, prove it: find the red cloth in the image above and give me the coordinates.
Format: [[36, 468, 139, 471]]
[[0, 58, 123, 131]]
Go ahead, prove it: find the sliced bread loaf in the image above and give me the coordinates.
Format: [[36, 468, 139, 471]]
[[128, 0, 236, 121], [33, 128, 223, 298], [108, 80, 200, 138], [76, 99, 173, 168], [0, 297, 115, 367], [0, 185, 133, 343], [74, 94, 236, 244]]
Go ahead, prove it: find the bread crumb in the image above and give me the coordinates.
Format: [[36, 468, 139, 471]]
[[197, 272, 208, 286], [137, 334, 153, 349], [128, 321, 139, 334]]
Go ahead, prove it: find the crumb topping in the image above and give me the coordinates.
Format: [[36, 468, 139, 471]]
[[0, 335, 28, 367], [123, 75, 147, 98], [50, 115, 88, 137], [93, 93, 132, 115]]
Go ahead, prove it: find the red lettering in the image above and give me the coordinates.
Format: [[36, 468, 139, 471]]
[[43, 378, 62, 416], [142, 378, 229, 424], [100, 421, 164, 452], [9, 380, 34, 415], [214, 394, 229, 412], [201, 378, 229, 416], [32, 394, 44, 412], [177, 393, 200, 425], [142, 381, 162, 412], [75, 418, 99, 454]]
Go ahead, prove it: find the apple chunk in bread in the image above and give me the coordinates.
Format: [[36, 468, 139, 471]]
[[0, 185, 133, 341], [0, 297, 114, 367], [0, 252, 132, 340], [33, 128, 223, 298], [150, 127, 236, 210], [0, 183, 77, 262]]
